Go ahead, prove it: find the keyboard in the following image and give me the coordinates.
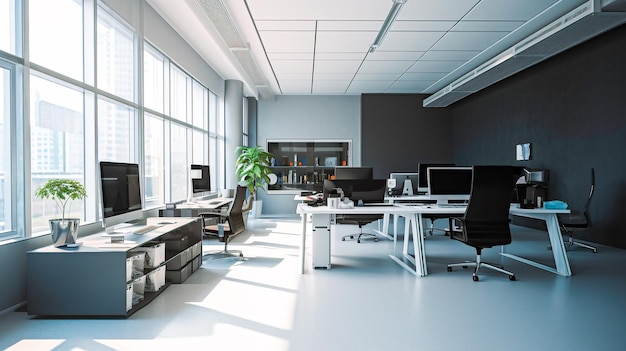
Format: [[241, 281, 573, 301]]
[[131, 225, 160, 235]]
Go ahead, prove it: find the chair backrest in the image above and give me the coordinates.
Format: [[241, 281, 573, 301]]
[[463, 166, 516, 239], [226, 185, 247, 235]]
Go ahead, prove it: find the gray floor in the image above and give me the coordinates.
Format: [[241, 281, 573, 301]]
[[1, 217, 625, 351]]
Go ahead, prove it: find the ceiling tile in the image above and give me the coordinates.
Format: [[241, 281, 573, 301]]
[[452, 20, 524, 32], [419, 50, 480, 61], [366, 51, 425, 61], [431, 31, 509, 51], [272, 60, 313, 74], [255, 20, 316, 31], [465, 0, 560, 21], [358, 60, 415, 74], [315, 31, 377, 52], [379, 31, 446, 51], [353, 73, 403, 81], [314, 60, 363, 74], [407, 60, 466, 73], [259, 30, 315, 53]]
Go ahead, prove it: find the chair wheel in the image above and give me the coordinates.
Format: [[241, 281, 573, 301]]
[[447, 267, 452, 272], [357, 239, 361, 243], [342, 237, 346, 241], [462, 265, 468, 269], [509, 275, 516, 281], [473, 275, 479, 282], [374, 238, 379, 242]]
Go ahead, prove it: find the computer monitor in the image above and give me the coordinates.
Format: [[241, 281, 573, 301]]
[[388, 172, 419, 196], [190, 164, 211, 193], [418, 163, 455, 193], [427, 167, 473, 204], [99, 161, 144, 234], [323, 179, 386, 204], [334, 167, 373, 180]]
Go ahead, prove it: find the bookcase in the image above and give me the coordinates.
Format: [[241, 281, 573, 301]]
[[267, 140, 352, 193], [26, 217, 202, 317]]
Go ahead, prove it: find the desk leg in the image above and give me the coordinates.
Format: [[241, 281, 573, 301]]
[[389, 213, 427, 277], [546, 214, 572, 276], [300, 213, 307, 274], [501, 213, 572, 277]]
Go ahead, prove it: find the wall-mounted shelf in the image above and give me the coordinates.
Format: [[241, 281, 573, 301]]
[[267, 140, 352, 193]]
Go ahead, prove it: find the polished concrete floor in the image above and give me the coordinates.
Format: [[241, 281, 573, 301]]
[[1, 217, 625, 351]]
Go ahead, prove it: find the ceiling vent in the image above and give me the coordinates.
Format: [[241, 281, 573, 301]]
[[423, 0, 626, 108]]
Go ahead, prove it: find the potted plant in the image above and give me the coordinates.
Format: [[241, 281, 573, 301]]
[[35, 178, 87, 247], [235, 145, 274, 218]]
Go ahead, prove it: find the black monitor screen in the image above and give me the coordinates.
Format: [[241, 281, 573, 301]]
[[99, 161, 142, 218], [427, 167, 473, 202], [418, 163, 455, 189], [323, 179, 386, 204], [191, 164, 211, 193], [334, 167, 373, 180]]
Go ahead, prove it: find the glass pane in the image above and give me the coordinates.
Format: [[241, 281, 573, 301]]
[[170, 123, 187, 201], [144, 45, 165, 113], [170, 66, 187, 122], [0, 66, 9, 232], [97, 7, 134, 101], [192, 81, 206, 129], [144, 113, 164, 208], [192, 130, 205, 164], [30, 75, 85, 234], [0, 0, 16, 55], [30, 0, 83, 81], [97, 98, 136, 163]]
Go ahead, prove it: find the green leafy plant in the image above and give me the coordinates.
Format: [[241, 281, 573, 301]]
[[236, 145, 274, 195], [34, 179, 87, 221]]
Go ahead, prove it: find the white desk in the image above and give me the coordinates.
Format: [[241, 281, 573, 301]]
[[295, 203, 424, 275], [159, 197, 233, 217], [401, 204, 572, 277]]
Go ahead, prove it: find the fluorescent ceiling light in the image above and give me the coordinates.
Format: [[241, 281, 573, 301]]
[[369, 0, 408, 53]]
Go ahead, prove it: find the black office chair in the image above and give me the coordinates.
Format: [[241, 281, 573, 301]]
[[334, 179, 386, 243], [201, 185, 247, 260], [557, 168, 597, 253], [339, 214, 384, 243], [447, 166, 517, 281]]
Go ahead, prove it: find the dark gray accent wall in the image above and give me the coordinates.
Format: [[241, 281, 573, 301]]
[[451, 23, 626, 249], [361, 24, 626, 249], [362, 94, 454, 179]]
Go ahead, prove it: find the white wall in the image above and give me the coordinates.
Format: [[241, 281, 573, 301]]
[[256, 95, 362, 215]]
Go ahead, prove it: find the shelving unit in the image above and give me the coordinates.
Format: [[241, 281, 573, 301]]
[[267, 140, 352, 194], [26, 217, 202, 317]]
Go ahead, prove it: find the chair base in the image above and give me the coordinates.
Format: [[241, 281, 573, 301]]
[[548, 234, 597, 253], [342, 232, 379, 243], [447, 255, 516, 281], [203, 248, 244, 261]]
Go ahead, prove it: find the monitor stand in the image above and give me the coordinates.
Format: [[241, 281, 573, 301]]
[[402, 179, 414, 196]]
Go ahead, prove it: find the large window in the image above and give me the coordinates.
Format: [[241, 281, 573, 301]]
[[97, 97, 136, 163], [0, 0, 17, 55], [97, 7, 135, 102], [144, 113, 164, 208], [144, 45, 165, 114], [29, 0, 83, 81], [30, 74, 85, 234], [2, 0, 221, 242], [0, 64, 11, 235]]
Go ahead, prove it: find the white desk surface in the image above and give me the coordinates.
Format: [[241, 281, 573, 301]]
[[296, 202, 572, 277], [177, 197, 233, 209]]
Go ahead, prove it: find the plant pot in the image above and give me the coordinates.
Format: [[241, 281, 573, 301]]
[[49, 218, 80, 247]]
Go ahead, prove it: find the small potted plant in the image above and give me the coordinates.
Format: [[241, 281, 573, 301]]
[[235, 145, 274, 218], [35, 179, 87, 247]]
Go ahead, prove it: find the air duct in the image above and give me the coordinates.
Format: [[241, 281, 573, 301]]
[[423, 0, 626, 107]]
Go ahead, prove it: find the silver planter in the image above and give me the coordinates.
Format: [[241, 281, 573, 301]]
[[49, 218, 80, 247]]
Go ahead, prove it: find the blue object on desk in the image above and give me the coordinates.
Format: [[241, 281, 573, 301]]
[[544, 200, 568, 209]]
